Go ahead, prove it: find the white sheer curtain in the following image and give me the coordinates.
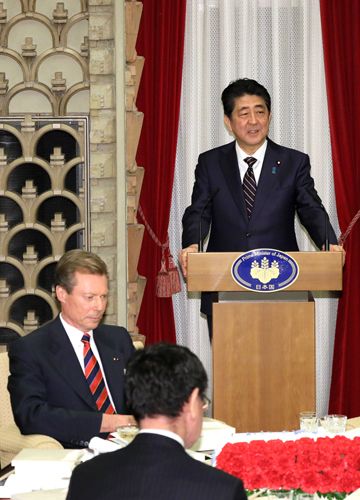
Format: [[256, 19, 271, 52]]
[[169, 0, 339, 417]]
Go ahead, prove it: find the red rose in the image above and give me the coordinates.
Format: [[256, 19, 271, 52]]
[[216, 436, 360, 494]]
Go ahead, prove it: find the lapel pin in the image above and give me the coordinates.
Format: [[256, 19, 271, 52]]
[[272, 161, 281, 174]]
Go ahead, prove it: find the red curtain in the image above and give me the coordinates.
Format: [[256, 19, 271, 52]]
[[135, 0, 187, 344], [320, 1, 360, 416]]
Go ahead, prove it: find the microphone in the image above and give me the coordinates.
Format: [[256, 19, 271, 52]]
[[199, 188, 219, 252], [306, 187, 330, 251]]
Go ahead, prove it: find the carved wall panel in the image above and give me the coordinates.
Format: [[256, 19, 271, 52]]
[[0, 0, 89, 115], [125, 0, 145, 339], [0, 0, 144, 346], [0, 1, 90, 347], [0, 115, 89, 344]]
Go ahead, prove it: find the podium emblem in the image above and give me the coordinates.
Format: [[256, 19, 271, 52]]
[[231, 249, 299, 292]]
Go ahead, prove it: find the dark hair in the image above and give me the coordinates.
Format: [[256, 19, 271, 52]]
[[125, 343, 208, 421], [221, 78, 271, 117], [55, 249, 108, 293]]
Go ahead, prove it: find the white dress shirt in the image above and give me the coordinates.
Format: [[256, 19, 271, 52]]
[[60, 314, 116, 410], [236, 139, 268, 184]]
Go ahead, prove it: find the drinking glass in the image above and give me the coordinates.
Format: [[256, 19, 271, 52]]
[[116, 424, 138, 444], [321, 414, 347, 433], [299, 411, 318, 432]]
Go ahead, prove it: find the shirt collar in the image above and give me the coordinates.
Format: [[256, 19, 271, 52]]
[[138, 429, 184, 447], [236, 139, 268, 166], [59, 313, 93, 340]]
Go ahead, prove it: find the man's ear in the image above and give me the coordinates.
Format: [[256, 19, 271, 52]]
[[188, 387, 200, 418], [224, 115, 233, 135], [55, 285, 67, 304]]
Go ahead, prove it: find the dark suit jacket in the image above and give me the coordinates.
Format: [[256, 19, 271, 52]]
[[182, 139, 337, 314], [8, 316, 135, 448], [66, 433, 247, 500]]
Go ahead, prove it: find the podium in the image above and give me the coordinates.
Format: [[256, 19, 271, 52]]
[[187, 252, 343, 432]]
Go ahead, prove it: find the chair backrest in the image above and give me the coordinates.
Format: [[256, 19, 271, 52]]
[[0, 351, 15, 428]]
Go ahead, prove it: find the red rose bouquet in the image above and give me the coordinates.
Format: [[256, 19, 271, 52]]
[[216, 436, 360, 496]]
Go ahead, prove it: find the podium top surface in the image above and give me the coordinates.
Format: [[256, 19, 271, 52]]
[[187, 251, 343, 292]]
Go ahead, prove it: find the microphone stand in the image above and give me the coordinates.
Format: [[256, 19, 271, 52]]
[[306, 187, 329, 251], [324, 212, 329, 251], [199, 188, 219, 252]]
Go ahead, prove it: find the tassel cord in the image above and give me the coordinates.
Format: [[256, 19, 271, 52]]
[[137, 204, 181, 297]]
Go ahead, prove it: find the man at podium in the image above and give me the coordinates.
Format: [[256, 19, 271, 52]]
[[180, 78, 342, 334]]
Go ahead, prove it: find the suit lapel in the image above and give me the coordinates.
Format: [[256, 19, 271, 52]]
[[47, 317, 97, 410], [94, 327, 123, 412], [220, 141, 248, 218], [251, 140, 282, 221]]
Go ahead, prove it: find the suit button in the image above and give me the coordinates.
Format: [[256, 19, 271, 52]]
[[246, 233, 251, 237]]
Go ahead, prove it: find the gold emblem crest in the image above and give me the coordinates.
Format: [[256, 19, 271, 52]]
[[250, 257, 280, 284]]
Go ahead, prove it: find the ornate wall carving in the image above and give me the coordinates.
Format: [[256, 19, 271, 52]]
[[0, 0, 90, 345], [0, 0, 89, 115], [0, 116, 88, 343], [125, 0, 145, 339], [0, 0, 145, 346]]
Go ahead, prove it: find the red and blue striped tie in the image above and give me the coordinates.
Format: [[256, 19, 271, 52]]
[[81, 332, 115, 414]]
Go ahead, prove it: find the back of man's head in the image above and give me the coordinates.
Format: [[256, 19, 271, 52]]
[[125, 343, 208, 422]]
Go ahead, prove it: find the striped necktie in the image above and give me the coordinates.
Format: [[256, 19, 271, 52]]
[[243, 156, 257, 218], [81, 332, 115, 414]]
